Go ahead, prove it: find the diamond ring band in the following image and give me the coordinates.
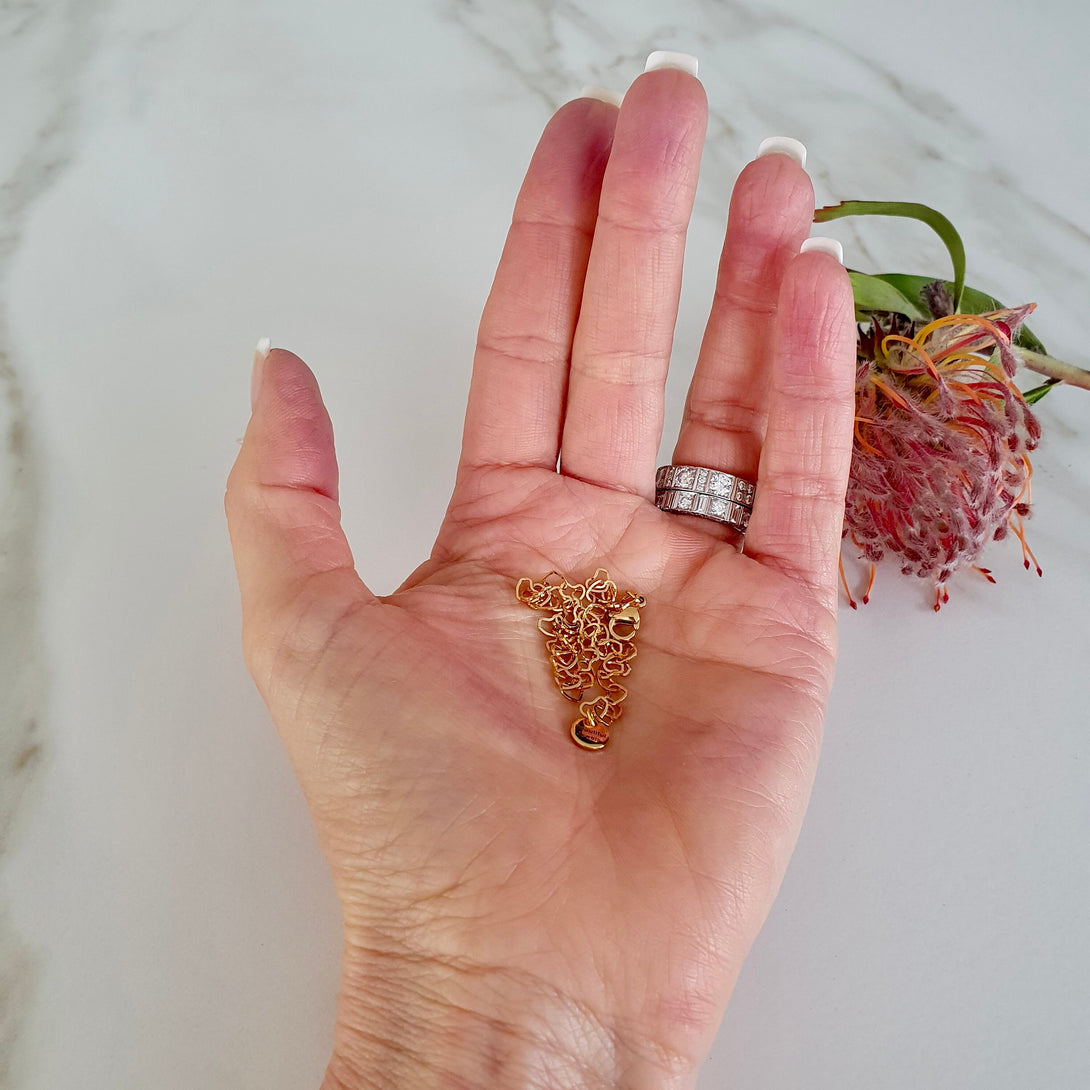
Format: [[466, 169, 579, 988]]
[[654, 464, 756, 535]]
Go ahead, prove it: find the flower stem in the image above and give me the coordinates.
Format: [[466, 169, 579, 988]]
[[1019, 349, 1090, 392]]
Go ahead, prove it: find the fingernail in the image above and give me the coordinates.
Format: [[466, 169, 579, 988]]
[[756, 136, 807, 168], [579, 85, 624, 107], [800, 237, 844, 263], [644, 50, 699, 77], [251, 336, 271, 410]]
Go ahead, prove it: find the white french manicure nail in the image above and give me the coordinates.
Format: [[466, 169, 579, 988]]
[[756, 136, 807, 168], [645, 50, 699, 77], [251, 336, 271, 410], [800, 237, 844, 263], [579, 85, 624, 107]]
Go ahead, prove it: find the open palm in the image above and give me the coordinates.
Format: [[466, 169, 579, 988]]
[[227, 67, 855, 1089]]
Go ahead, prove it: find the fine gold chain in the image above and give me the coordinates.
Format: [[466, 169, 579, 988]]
[[515, 568, 645, 750]]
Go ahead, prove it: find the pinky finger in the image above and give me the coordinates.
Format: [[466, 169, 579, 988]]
[[743, 242, 857, 597]]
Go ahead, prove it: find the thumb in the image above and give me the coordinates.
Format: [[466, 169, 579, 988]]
[[225, 341, 373, 692]]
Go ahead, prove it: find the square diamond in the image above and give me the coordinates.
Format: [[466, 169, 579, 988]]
[[709, 498, 728, 518], [675, 467, 696, 488], [709, 472, 732, 497]]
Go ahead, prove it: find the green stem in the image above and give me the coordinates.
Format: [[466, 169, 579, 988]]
[[1019, 349, 1090, 392], [814, 201, 967, 312]]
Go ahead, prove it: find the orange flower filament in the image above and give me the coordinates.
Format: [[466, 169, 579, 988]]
[[844, 303, 1041, 609]]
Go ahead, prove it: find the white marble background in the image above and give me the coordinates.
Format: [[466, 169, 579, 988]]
[[2, 0, 1088, 1086]]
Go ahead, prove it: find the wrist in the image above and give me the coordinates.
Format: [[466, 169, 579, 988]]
[[321, 938, 697, 1090]]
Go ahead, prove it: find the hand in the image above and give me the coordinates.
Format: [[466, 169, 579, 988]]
[[226, 67, 855, 1090]]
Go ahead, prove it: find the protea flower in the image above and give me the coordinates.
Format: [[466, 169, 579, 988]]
[[844, 301, 1041, 610], [812, 200, 1090, 611]]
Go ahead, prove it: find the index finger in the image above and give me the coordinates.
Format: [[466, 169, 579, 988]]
[[459, 97, 618, 474]]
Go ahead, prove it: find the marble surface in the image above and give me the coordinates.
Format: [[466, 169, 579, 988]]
[[2, 0, 1088, 1086]]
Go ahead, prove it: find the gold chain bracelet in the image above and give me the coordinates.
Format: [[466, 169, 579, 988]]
[[515, 568, 645, 750]]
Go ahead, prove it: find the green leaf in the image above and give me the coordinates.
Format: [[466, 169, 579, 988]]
[[870, 274, 1048, 354], [814, 201, 967, 311], [846, 271, 928, 320], [1023, 380, 1059, 404]]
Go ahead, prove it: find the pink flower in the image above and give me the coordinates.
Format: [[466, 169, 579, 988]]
[[844, 304, 1042, 610]]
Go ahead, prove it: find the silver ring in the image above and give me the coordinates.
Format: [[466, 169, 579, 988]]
[[655, 464, 756, 534]]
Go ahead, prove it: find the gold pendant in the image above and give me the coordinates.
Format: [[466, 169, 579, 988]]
[[515, 568, 644, 750]]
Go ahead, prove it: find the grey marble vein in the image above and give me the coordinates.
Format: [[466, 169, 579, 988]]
[[0, 1, 105, 1085]]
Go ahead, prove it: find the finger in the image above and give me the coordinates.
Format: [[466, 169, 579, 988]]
[[458, 96, 618, 473], [225, 345, 373, 688], [673, 142, 814, 484], [743, 245, 857, 594], [560, 62, 707, 496]]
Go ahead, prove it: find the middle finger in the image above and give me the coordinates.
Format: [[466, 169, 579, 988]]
[[559, 55, 707, 498]]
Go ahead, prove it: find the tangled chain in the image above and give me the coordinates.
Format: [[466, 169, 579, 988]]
[[515, 568, 645, 750]]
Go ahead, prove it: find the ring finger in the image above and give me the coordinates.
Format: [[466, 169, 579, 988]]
[[671, 139, 815, 493]]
